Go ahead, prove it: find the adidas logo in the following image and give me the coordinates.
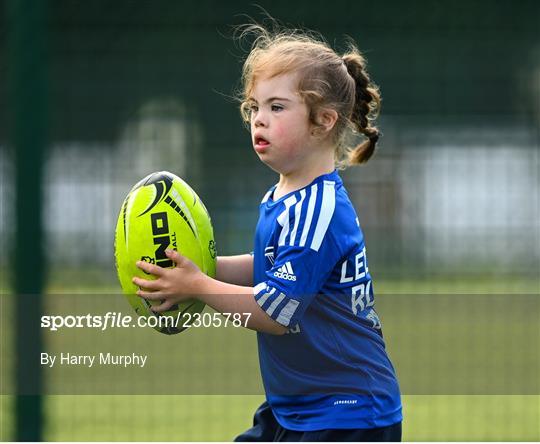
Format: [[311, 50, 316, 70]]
[[273, 261, 297, 281]]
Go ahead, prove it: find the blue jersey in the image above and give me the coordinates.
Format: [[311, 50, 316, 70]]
[[253, 170, 402, 431]]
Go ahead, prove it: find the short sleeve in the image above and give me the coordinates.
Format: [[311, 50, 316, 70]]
[[254, 239, 340, 327], [254, 178, 343, 327]]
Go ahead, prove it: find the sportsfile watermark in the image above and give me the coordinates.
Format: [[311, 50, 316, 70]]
[[4, 292, 538, 395], [41, 311, 252, 331]]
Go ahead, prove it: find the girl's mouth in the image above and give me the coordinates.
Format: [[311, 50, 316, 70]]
[[255, 136, 270, 145], [254, 136, 270, 152]]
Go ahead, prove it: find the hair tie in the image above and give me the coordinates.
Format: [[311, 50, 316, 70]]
[[369, 132, 380, 143]]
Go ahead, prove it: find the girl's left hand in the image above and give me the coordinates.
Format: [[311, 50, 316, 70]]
[[133, 249, 204, 313]]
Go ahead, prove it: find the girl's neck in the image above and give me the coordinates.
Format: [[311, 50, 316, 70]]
[[274, 155, 335, 200]]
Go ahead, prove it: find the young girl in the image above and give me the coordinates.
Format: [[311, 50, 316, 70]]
[[133, 23, 402, 442]]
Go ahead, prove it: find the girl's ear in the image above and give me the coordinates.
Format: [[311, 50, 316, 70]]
[[312, 108, 338, 136]]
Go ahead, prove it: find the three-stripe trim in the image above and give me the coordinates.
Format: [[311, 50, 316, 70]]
[[254, 284, 300, 327], [276, 180, 336, 251]]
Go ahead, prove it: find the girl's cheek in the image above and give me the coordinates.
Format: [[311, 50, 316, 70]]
[[275, 125, 294, 151], [274, 121, 303, 156], [274, 122, 298, 147], [273, 122, 286, 138]]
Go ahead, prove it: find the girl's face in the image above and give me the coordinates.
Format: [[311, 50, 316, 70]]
[[248, 73, 314, 175]]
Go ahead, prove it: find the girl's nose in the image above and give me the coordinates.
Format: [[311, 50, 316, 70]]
[[253, 111, 267, 128]]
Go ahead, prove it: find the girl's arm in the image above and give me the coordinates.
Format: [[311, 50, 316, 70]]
[[133, 249, 287, 335], [196, 277, 286, 335], [216, 254, 253, 286]]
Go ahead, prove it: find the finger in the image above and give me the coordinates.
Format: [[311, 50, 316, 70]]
[[136, 289, 164, 301], [132, 277, 160, 291], [166, 249, 184, 266], [136, 260, 165, 277], [150, 299, 175, 313]]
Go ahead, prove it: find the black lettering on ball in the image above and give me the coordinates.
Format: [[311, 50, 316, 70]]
[[151, 212, 169, 236]]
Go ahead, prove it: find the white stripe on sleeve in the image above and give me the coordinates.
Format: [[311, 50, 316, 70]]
[[277, 195, 297, 246], [288, 189, 306, 246], [276, 299, 300, 326], [256, 287, 276, 307], [266, 293, 285, 316], [253, 282, 267, 296], [299, 183, 318, 247], [310, 180, 336, 251]]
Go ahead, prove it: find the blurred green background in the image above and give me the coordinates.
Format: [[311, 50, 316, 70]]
[[1, 0, 539, 441]]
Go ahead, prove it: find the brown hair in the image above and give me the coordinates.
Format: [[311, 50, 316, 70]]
[[238, 24, 381, 167]]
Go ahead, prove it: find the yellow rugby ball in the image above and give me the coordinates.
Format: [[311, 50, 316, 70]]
[[114, 171, 217, 334]]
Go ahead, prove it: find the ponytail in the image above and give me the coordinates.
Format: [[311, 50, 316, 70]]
[[342, 52, 381, 165]]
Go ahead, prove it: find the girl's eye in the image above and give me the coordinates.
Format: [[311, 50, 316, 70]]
[[250, 105, 259, 113], [271, 104, 283, 112]]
